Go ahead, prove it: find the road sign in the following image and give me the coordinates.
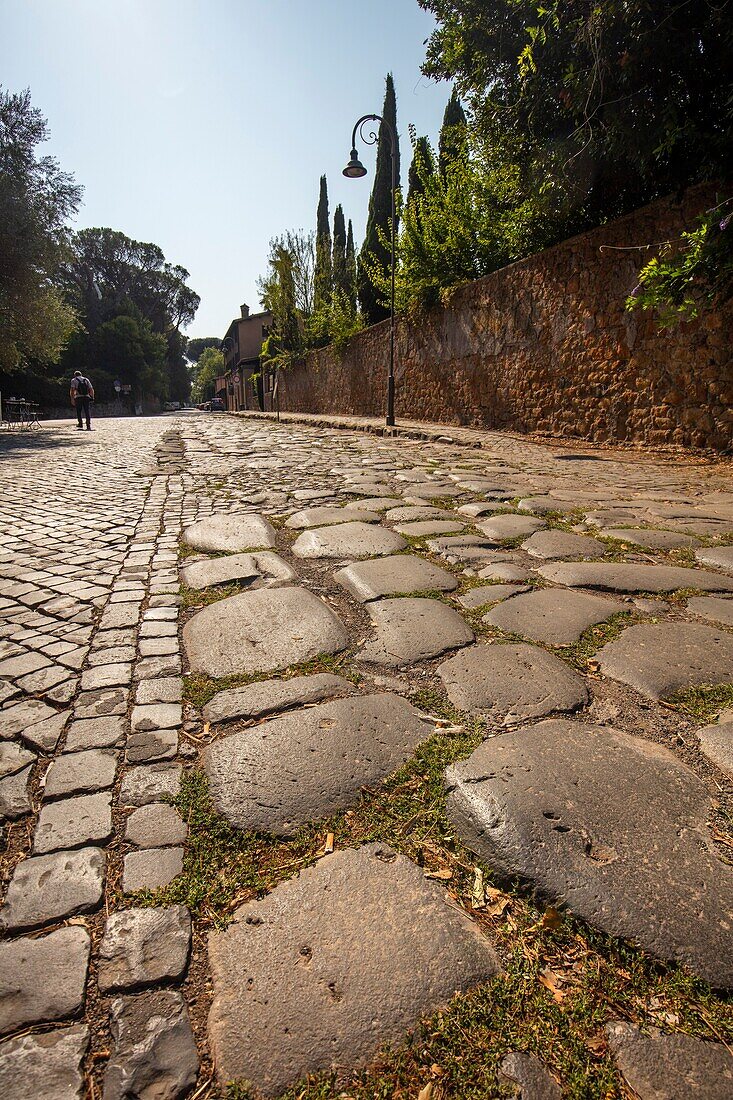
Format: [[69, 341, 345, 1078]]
[[114, 380, 121, 393], [233, 372, 240, 384]]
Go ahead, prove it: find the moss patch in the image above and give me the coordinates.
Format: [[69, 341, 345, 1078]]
[[183, 653, 361, 710], [666, 682, 733, 723]]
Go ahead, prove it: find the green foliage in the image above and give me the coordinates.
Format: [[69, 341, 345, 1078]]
[[0, 86, 81, 373], [357, 73, 400, 325], [406, 131, 433, 207], [364, 130, 548, 312], [191, 345, 223, 403], [258, 231, 314, 372], [345, 219, 357, 310], [313, 175, 332, 316], [626, 205, 733, 327], [186, 336, 221, 363], [94, 311, 167, 400], [331, 204, 347, 299], [438, 86, 467, 176], [420, 1, 733, 233]]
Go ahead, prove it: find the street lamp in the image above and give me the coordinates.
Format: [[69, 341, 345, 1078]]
[[344, 114, 397, 428]]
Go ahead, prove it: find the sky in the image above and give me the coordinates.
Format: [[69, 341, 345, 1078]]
[[0, 0, 450, 338]]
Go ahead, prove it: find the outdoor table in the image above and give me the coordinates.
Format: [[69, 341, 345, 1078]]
[[2, 399, 41, 430]]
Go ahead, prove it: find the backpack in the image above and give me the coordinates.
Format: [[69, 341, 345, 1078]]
[[76, 377, 89, 397]]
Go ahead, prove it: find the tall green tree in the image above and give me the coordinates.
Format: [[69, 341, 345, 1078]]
[[313, 175, 332, 312], [358, 72, 401, 325], [407, 131, 434, 207], [191, 345, 223, 403], [0, 87, 81, 372], [345, 220, 357, 310], [186, 337, 221, 363], [419, 1, 733, 231], [332, 204, 348, 299], [258, 231, 315, 371], [438, 87, 467, 176]]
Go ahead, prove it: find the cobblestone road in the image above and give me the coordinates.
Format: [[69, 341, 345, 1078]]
[[0, 413, 731, 1099]]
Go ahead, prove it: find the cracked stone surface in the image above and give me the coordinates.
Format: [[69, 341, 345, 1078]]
[[180, 552, 260, 589], [537, 561, 733, 593], [602, 528, 702, 550], [204, 694, 436, 835], [0, 1023, 89, 1100], [476, 514, 546, 541], [183, 512, 276, 551], [438, 643, 588, 722], [64, 715, 126, 751], [103, 990, 199, 1100], [521, 529, 607, 560], [500, 1052, 562, 1099], [120, 762, 182, 807], [203, 672, 354, 724], [334, 553, 458, 602], [183, 586, 348, 677], [207, 844, 500, 1095], [43, 747, 118, 798], [695, 546, 733, 573], [0, 927, 90, 1035], [1, 847, 106, 931], [360, 597, 474, 666], [292, 520, 407, 559], [485, 588, 625, 645], [606, 1022, 733, 1099], [98, 906, 191, 992], [698, 719, 733, 778], [458, 584, 530, 609], [446, 720, 733, 986], [123, 846, 183, 892], [0, 763, 33, 819], [686, 595, 733, 627], [33, 791, 113, 853], [125, 802, 188, 848], [597, 622, 733, 700]]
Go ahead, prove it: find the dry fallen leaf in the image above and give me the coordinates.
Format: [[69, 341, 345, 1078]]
[[324, 833, 335, 854], [539, 967, 565, 1002], [471, 867, 486, 909], [418, 1084, 434, 1100], [541, 906, 563, 929], [425, 868, 453, 881]]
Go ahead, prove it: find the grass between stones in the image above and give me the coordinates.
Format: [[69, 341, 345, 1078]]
[[666, 683, 733, 723], [139, 688, 732, 1100]]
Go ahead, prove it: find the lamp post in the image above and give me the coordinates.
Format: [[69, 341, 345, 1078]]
[[344, 114, 397, 428]]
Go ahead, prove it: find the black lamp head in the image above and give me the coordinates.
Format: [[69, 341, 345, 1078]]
[[343, 149, 367, 179]]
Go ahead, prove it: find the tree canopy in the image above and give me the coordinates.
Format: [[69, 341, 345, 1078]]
[[0, 87, 81, 373], [357, 73, 401, 324], [419, 1, 733, 232]]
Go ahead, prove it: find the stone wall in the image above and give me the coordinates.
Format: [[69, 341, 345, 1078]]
[[278, 187, 732, 450]]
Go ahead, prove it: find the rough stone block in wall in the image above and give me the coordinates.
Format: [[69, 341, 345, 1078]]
[[276, 184, 731, 450]]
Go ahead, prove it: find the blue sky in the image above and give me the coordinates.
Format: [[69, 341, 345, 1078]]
[[0, 0, 449, 337]]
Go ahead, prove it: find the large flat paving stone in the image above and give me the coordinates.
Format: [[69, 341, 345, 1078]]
[[292, 521, 406, 559], [207, 843, 499, 1095], [0, 698, 56, 740], [698, 719, 733, 778], [537, 561, 733, 593], [0, 1023, 89, 1100], [438, 643, 588, 722], [476, 514, 546, 542], [180, 552, 259, 590], [34, 791, 113, 853], [286, 506, 380, 528], [98, 906, 191, 992], [125, 802, 188, 848], [334, 554, 458, 602], [485, 589, 625, 646], [695, 546, 733, 573], [120, 762, 182, 807], [394, 520, 466, 536], [446, 720, 733, 987], [360, 598, 474, 666], [183, 587, 348, 678], [204, 694, 436, 835], [458, 584, 529, 609], [103, 990, 198, 1100], [597, 622, 733, 700], [64, 715, 126, 752], [183, 513, 276, 551], [521, 530, 607, 560], [0, 927, 90, 1035], [0, 847, 106, 932], [686, 595, 733, 627], [123, 847, 183, 893], [203, 672, 353, 724], [606, 1022, 733, 1099], [500, 1052, 561, 1099], [0, 764, 32, 819], [603, 528, 702, 550]]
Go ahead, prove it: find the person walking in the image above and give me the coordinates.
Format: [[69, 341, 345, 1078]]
[[70, 370, 94, 430]]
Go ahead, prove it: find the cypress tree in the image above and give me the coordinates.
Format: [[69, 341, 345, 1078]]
[[407, 134, 434, 207], [438, 88, 467, 176], [314, 174, 332, 311], [332, 204, 347, 299], [345, 219, 357, 311], [357, 72, 400, 325]]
